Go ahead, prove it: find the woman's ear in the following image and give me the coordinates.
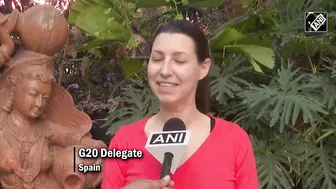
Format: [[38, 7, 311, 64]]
[[199, 58, 211, 80]]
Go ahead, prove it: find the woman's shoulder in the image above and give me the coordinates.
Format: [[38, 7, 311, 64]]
[[210, 116, 254, 153], [210, 115, 250, 138], [115, 117, 150, 134], [109, 116, 150, 145]]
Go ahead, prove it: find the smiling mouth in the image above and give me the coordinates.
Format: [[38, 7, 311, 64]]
[[157, 82, 178, 87]]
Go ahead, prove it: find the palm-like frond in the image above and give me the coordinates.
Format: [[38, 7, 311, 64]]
[[299, 145, 336, 189], [216, 99, 246, 118], [210, 54, 252, 101], [251, 135, 295, 189], [314, 116, 336, 145], [278, 34, 334, 57], [306, 57, 336, 113], [102, 87, 159, 135], [308, 74, 336, 113], [322, 57, 336, 78], [233, 105, 273, 137], [240, 63, 327, 132], [268, 0, 323, 36]]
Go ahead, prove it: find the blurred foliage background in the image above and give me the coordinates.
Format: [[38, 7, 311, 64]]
[[1, 0, 336, 188]]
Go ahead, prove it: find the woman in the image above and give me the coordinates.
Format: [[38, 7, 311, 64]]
[[101, 20, 259, 189]]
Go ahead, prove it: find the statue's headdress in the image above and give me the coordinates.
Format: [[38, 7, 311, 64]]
[[3, 49, 55, 83]]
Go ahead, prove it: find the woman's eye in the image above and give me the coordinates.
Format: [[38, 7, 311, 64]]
[[151, 57, 163, 62], [175, 60, 186, 64]]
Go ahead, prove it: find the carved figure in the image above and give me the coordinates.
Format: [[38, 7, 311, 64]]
[[0, 5, 106, 189]]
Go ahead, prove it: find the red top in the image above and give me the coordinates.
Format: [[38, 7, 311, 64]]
[[101, 115, 259, 189]]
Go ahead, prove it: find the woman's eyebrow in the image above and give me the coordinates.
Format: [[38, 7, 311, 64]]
[[152, 50, 187, 55]]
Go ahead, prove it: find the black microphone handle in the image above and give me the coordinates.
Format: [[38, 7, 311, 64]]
[[160, 152, 174, 179]]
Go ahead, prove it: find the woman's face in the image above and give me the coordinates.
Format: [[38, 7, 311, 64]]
[[13, 78, 52, 120], [147, 33, 210, 107]]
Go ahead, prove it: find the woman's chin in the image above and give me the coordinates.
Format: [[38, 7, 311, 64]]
[[157, 97, 178, 106]]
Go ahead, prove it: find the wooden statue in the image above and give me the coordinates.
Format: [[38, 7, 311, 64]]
[[0, 5, 106, 189]]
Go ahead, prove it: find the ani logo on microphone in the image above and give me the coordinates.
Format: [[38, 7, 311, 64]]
[[305, 12, 328, 33], [149, 132, 186, 145]]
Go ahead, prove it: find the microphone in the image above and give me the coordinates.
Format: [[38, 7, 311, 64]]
[[145, 118, 191, 178]]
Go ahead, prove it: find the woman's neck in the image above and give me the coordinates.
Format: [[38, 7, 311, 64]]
[[155, 100, 204, 129], [9, 109, 34, 128]]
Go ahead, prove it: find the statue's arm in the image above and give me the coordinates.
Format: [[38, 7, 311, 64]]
[[0, 9, 19, 67], [0, 27, 14, 67], [45, 121, 83, 147], [78, 135, 106, 149], [45, 121, 106, 149]]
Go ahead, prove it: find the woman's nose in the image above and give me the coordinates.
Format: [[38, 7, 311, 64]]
[[160, 61, 173, 77]]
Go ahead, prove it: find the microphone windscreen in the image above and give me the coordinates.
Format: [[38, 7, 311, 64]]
[[163, 118, 186, 131]]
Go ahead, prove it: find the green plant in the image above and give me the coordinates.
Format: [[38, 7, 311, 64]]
[[68, 0, 275, 75], [101, 84, 159, 135]]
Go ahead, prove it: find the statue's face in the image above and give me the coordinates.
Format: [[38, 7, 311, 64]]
[[13, 78, 52, 120]]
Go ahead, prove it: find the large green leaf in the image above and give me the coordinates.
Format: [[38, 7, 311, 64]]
[[69, 0, 132, 42], [210, 28, 246, 49], [235, 36, 273, 47], [225, 45, 275, 71], [121, 57, 147, 77], [70, 0, 126, 22], [209, 24, 275, 72]]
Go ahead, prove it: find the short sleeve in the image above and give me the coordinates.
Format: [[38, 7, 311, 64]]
[[101, 131, 127, 189], [235, 130, 260, 189]]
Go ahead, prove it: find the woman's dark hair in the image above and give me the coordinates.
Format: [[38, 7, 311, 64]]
[[149, 20, 211, 114]]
